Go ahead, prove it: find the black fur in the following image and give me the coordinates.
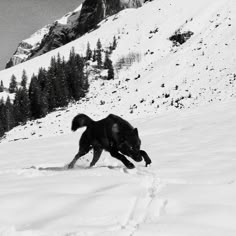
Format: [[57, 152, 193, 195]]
[[68, 114, 152, 169]]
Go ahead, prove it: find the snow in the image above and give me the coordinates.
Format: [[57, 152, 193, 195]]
[[1, 99, 236, 235], [23, 25, 51, 47], [0, 0, 236, 235], [56, 4, 82, 25]]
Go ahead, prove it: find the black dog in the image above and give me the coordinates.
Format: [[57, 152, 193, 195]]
[[68, 114, 152, 169]]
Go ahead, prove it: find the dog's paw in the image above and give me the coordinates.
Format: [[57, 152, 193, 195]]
[[145, 160, 152, 167], [67, 163, 74, 169]]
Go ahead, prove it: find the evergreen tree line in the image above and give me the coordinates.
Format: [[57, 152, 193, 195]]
[[0, 48, 89, 137], [0, 37, 117, 137]]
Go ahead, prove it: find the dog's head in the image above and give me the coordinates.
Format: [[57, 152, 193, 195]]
[[118, 128, 142, 162]]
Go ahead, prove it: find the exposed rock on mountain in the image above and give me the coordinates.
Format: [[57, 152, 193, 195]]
[[5, 26, 51, 68], [76, 0, 144, 36], [6, 0, 144, 69], [5, 6, 81, 69]]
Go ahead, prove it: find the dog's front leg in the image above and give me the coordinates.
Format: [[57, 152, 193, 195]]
[[140, 150, 152, 167], [110, 150, 135, 169], [68, 131, 91, 169], [68, 150, 88, 169]]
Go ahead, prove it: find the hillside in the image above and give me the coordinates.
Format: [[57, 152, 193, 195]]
[[5, 0, 144, 68], [1, 0, 235, 140], [0, 0, 236, 235], [0, 99, 236, 236]]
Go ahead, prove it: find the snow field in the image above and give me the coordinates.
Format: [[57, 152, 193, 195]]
[[1, 99, 236, 235], [0, 0, 236, 235]]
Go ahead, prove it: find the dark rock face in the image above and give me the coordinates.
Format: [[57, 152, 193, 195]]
[[29, 22, 77, 60], [6, 0, 144, 68], [5, 9, 81, 69], [76, 0, 144, 37]]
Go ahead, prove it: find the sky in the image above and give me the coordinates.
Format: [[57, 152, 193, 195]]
[[0, 0, 83, 70]]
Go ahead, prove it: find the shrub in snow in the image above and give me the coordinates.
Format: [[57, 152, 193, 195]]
[[169, 30, 194, 46], [115, 52, 142, 71]]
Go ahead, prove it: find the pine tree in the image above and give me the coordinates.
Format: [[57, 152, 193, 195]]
[[9, 74, 17, 93], [96, 38, 102, 68], [47, 65, 56, 110], [92, 49, 96, 62], [21, 70, 28, 89], [29, 75, 42, 119], [13, 89, 22, 124], [0, 117, 4, 137], [0, 99, 5, 136], [14, 75, 31, 125], [112, 36, 117, 50], [37, 67, 49, 116], [4, 96, 15, 131], [104, 51, 110, 69], [56, 55, 69, 107], [107, 58, 114, 80], [66, 49, 89, 101], [40, 91, 49, 117], [86, 42, 92, 61], [0, 80, 4, 92], [38, 67, 48, 93]]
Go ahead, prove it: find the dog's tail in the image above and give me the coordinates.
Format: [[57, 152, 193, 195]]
[[71, 114, 94, 131]]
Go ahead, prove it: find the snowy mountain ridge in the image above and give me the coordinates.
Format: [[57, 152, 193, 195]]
[[5, 5, 82, 68]]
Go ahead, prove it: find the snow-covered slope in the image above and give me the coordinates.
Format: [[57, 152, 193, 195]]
[[0, 99, 236, 236], [1, 0, 236, 140], [0, 0, 236, 235]]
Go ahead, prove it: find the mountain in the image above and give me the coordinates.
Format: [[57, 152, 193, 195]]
[[5, 5, 82, 68], [0, 0, 236, 235], [1, 0, 235, 114], [5, 0, 144, 69], [76, 0, 144, 37]]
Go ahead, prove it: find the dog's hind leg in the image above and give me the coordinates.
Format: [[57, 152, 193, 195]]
[[140, 150, 152, 167], [68, 131, 91, 169], [90, 147, 103, 167], [110, 150, 135, 169]]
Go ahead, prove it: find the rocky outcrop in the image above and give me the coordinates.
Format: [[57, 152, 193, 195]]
[[5, 26, 51, 68], [6, 0, 144, 68], [5, 7, 81, 69], [76, 0, 144, 37]]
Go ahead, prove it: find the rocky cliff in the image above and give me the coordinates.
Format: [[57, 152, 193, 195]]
[[5, 25, 51, 68], [5, 6, 82, 69], [6, 0, 144, 68], [76, 0, 144, 37]]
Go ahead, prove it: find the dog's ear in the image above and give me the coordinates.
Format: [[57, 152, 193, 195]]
[[133, 128, 139, 136]]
